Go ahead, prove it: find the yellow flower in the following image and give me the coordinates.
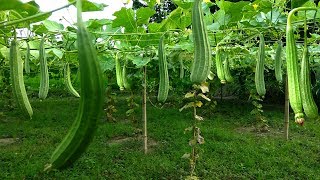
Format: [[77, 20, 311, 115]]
[[203, 0, 211, 3], [156, 0, 161, 4], [252, 4, 259, 10]]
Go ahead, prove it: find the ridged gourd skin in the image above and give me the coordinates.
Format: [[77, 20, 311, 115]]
[[157, 36, 169, 102], [38, 36, 49, 99], [115, 53, 124, 91], [285, 8, 317, 124], [44, 0, 104, 171], [25, 41, 30, 74], [64, 63, 80, 98], [190, 0, 211, 83], [215, 46, 226, 84], [223, 55, 234, 83], [9, 39, 33, 119], [255, 34, 266, 97], [300, 47, 318, 119], [122, 59, 131, 90], [274, 40, 283, 82]]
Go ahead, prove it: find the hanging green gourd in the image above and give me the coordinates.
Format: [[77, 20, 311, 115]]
[[9, 37, 33, 119], [190, 0, 211, 83], [274, 40, 283, 82], [157, 36, 169, 102], [64, 63, 80, 98], [44, 0, 104, 170], [255, 34, 266, 97], [38, 36, 49, 99]]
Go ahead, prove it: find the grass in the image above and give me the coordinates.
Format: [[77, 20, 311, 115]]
[[0, 95, 320, 179]]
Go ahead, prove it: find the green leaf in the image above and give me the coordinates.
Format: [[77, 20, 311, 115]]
[[49, 48, 64, 59], [214, 1, 249, 27], [148, 7, 191, 32], [112, 8, 137, 32], [32, 24, 49, 35], [98, 54, 115, 72], [42, 20, 64, 32], [212, 10, 230, 30], [291, 0, 310, 9], [0, 46, 9, 60], [136, 7, 156, 26], [172, 0, 192, 9], [0, 0, 39, 15], [87, 19, 111, 30], [130, 55, 150, 68], [68, 0, 106, 12]]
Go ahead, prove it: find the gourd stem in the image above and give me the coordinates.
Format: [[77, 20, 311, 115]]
[[287, 7, 317, 26]]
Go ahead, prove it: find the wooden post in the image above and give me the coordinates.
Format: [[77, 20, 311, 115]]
[[284, 75, 289, 140], [142, 66, 148, 154]]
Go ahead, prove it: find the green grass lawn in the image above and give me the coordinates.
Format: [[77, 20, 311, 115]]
[[0, 96, 319, 179]]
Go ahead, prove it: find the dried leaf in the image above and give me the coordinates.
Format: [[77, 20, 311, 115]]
[[184, 126, 193, 133], [198, 93, 211, 101], [179, 102, 194, 112], [195, 101, 203, 107], [185, 175, 199, 180], [200, 82, 209, 93], [181, 153, 190, 159], [197, 135, 205, 144], [185, 92, 195, 98], [207, 71, 214, 80], [189, 139, 197, 146], [194, 115, 204, 121]]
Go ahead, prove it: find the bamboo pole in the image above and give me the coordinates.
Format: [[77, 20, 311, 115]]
[[284, 75, 289, 140], [142, 66, 148, 154]]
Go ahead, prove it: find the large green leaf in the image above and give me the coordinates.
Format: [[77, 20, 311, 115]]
[[49, 48, 64, 59], [291, 0, 310, 9], [172, 0, 192, 9], [148, 7, 191, 32], [130, 55, 151, 68], [0, 0, 38, 14], [215, 1, 249, 27], [112, 8, 137, 32], [43, 20, 64, 32], [98, 54, 115, 72], [136, 7, 155, 26], [86, 19, 111, 30], [68, 0, 106, 12]]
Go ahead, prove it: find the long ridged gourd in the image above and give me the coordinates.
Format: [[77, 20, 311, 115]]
[[300, 47, 318, 119], [122, 58, 131, 90], [25, 41, 30, 74], [274, 40, 283, 82], [190, 0, 211, 83], [9, 39, 33, 119], [215, 46, 226, 84], [44, 0, 104, 171], [157, 36, 169, 102], [255, 34, 266, 97], [38, 36, 49, 99], [179, 57, 184, 79], [115, 52, 124, 91], [286, 7, 317, 124], [223, 55, 234, 83], [64, 63, 80, 98]]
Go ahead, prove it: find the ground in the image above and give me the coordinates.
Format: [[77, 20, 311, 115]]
[[0, 96, 319, 179]]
